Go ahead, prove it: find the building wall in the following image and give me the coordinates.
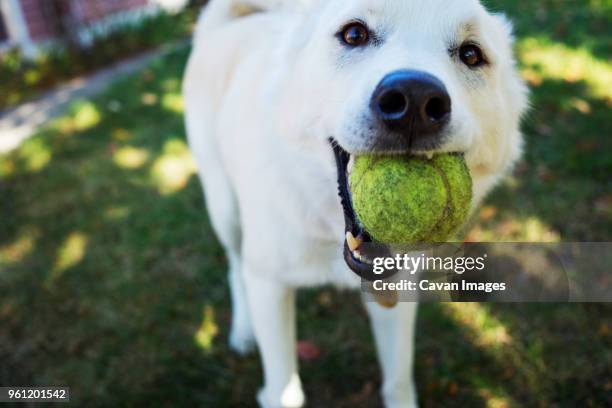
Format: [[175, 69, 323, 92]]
[[2, 0, 186, 58], [72, 0, 148, 24], [19, 0, 149, 41], [19, 0, 54, 40]]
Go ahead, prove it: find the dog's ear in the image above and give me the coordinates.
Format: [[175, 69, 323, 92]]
[[481, 12, 519, 65], [488, 12, 529, 119], [490, 13, 517, 44], [492, 13, 530, 125], [465, 11, 529, 185], [230, 2, 263, 17], [230, 0, 319, 17]]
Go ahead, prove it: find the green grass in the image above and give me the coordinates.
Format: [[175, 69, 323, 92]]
[[0, 9, 197, 110], [1, 1, 611, 407]]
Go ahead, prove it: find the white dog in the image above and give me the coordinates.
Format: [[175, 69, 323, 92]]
[[183, 0, 527, 406]]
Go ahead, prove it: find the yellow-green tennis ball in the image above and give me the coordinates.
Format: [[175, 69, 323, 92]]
[[349, 153, 472, 243]]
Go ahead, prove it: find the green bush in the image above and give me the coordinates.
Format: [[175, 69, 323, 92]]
[[0, 9, 197, 110]]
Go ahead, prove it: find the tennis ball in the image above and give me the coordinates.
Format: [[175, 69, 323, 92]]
[[349, 153, 472, 243]]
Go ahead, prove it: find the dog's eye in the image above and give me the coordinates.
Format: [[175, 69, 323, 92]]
[[340, 22, 369, 47], [459, 44, 485, 67]]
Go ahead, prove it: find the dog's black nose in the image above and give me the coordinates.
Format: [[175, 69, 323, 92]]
[[371, 70, 451, 137]]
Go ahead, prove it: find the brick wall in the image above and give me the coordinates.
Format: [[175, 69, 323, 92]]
[[72, 0, 148, 24], [19, 0, 149, 41], [19, 0, 54, 40]]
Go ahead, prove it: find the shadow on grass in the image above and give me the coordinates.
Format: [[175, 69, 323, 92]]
[[476, 0, 611, 242], [482, 77, 611, 241], [0, 47, 261, 406], [484, 303, 612, 406], [484, 0, 611, 60], [0, 1, 611, 406]]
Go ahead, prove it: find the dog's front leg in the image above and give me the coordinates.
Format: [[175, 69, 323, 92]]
[[365, 301, 419, 408], [244, 270, 304, 408]]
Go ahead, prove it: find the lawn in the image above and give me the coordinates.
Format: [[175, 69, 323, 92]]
[[0, 1, 610, 407], [0, 8, 197, 110]]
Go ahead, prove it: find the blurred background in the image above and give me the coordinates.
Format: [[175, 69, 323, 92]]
[[0, 0, 610, 406]]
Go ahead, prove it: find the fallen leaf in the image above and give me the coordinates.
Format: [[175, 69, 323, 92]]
[[537, 165, 555, 183], [514, 161, 530, 175], [576, 139, 597, 152], [297, 340, 321, 361], [349, 381, 375, 404], [317, 291, 333, 307], [141, 69, 155, 82], [480, 206, 498, 221], [594, 195, 612, 216]]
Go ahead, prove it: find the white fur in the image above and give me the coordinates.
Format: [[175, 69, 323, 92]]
[[183, 1, 527, 406]]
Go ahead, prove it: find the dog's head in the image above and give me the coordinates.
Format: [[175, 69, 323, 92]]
[[281, 0, 527, 176], [275, 0, 528, 277]]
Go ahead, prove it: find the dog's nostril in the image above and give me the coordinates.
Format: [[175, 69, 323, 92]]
[[378, 90, 408, 116], [424, 97, 450, 122]]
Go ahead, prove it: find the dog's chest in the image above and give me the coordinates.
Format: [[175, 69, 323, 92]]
[[231, 148, 357, 287]]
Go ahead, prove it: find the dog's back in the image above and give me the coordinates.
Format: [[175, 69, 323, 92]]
[[183, 0, 299, 262], [185, 0, 302, 107]]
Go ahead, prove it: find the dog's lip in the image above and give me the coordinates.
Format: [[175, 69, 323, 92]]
[[330, 138, 399, 281]]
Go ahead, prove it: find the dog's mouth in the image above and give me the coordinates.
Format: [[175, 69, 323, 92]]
[[331, 139, 399, 281]]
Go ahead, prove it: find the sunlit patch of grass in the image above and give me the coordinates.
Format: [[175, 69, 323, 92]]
[[521, 217, 561, 242], [18, 137, 52, 172], [50, 101, 103, 135], [468, 215, 561, 243], [440, 302, 566, 404], [150, 138, 196, 195], [111, 128, 132, 142], [141, 92, 159, 106], [48, 232, 88, 282], [71, 101, 102, 131], [0, 157, 16, 178], [569, 97, 592, 114], [113, 146, 150, 169], [0, 227, 40, 266], [518, 37, 612, 101], [24, 69, 41, 86], [443, 303, 512, 349], [477, 388, 515, 408], [194, 305, 219, 353], [161, 78, 180, 92], [162, 93, 184, 113], [104, 206, 130, 221], [50, 116, 77, 135]]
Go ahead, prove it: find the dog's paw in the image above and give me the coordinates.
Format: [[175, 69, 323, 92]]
[[384, 401, 419, 408], [257, 382, 305, 408], [383, 382, 419, 408], [229, 329, 256, 355]]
